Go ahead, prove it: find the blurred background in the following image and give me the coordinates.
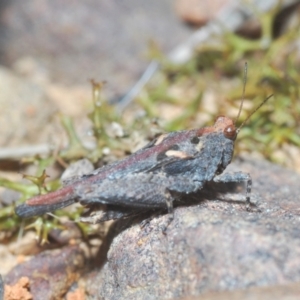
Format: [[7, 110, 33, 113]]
[[0, 0, 299, 161], [1, 0, 300, 293]]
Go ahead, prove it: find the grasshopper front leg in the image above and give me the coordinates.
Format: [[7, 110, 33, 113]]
[[213, 171, 252, 207]]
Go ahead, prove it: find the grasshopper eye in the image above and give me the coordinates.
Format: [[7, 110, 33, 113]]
[[224, 125, 237, 140]]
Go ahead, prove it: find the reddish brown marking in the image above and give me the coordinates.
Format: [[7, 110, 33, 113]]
[[27, 185, 74, 205]]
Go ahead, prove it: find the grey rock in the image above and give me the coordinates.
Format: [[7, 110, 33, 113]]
[[84, 158, 300, 299]]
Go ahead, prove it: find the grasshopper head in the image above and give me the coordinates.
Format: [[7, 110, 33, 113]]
[[214, 116, 237, 140]]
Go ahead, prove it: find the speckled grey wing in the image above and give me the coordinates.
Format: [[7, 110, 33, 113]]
[[75, 172, 204, 208]]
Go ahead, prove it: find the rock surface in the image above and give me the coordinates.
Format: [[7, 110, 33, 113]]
[[4, 158, 300, 299], [83, 158, 300, 299], [181, 282, 300, 300], [5, 246, 85, 300]]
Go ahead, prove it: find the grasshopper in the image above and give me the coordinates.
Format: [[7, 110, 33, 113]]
[[15, 90, 271, 228]]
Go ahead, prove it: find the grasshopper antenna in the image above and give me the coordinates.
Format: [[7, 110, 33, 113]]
[[235, 62, 248, 125], [236, 94, 273, 134], [235, 62, 273, 134]]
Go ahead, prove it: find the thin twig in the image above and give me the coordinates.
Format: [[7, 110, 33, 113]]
[[116, 60, 159, 112], [0, 145, 51, 160]]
